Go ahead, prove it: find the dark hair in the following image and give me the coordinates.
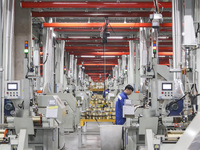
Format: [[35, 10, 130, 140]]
[[125, 85, 134, 91], [107, 89, 110, 91]]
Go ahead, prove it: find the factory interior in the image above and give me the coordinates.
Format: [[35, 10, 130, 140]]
[[1, 0, 200, 150]]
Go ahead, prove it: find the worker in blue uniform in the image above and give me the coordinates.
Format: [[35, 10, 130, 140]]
[[115, 85, 134, 125], [103, 88, 110, 98]]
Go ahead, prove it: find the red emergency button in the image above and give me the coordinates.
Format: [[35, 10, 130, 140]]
[[7, 92, 8, 94]]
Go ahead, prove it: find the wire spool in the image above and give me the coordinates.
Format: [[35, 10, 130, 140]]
[[166, 130, 184, 141], [112, 116, 116, 120], [81, 111, 86, 119], [112, 108, 116, 112], [110, 102, 114, 108], [111, 112, 115, 116], [92, 111, 96, 120], [32, 116, 42, 126], [0, 129, 8, 141]]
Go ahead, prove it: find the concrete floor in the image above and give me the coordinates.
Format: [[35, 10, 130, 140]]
[[64, 122, 113, 150]]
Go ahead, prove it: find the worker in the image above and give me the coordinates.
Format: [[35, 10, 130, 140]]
[[103, 88, 110, 98], [115, 85, 134, 125]]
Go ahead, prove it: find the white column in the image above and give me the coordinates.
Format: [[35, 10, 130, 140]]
[[172, 0, 183, 80], [43, 19, 54, 93], [128, 41, 135, 87], [60, 41, 65, 86], [140, 18, 147, 88]]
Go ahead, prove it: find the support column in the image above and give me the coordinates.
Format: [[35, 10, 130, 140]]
[[195, 0, 200, 112], [59, 41, 65, 88], [0, 0, 3, 124], [172, 0, 183, 80], [128, 41, 135, 87], [140, 18, 147, 88], [43, 19, 54, 93], [135, 44, 140, 91], [14, 0, 32, 80]]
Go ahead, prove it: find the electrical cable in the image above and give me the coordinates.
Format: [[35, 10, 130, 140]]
[[43, 53, 49, 64]]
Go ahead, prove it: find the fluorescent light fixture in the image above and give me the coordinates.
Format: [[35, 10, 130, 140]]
[[158, 36, 169, 39], [53, 32, 56, 37], [81, 56, 96, 58], [107, 36, 124, 39], [68, 36, 90, 39], [101, 56, 115, 58]]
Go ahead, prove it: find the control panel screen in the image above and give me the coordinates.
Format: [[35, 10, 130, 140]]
[[7, 83, 18, 90], [162, 83, 172, 90]]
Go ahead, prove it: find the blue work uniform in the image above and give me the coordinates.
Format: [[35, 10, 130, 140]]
[[103, 90, 109, 98], [115, 91, 128, 125]]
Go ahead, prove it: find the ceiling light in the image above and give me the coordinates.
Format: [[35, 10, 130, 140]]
[[101, 56, 115, 58], [107, 36, 124, 39], [158, 36, 169, 40], [81, 56, 96, 58], [68, 36, 90, 39]]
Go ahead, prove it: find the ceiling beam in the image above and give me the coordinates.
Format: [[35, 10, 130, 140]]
[[33, 11, 172, 18], [55, 28, 172, 33], [21, 2, 172, 9], [58, 37, 139, 41], [70, 52, 130, 56], [43, 22, 172, 28]]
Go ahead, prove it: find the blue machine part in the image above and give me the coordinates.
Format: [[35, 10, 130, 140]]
[[4, 100, 15, 116], [168, 100, 183, 116]]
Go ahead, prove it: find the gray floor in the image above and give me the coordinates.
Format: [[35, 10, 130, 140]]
[[64, 122, 113, 150]]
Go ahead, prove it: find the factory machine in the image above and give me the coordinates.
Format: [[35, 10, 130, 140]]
[[101, 1, 200, 150], [2, 80, 67, 150]]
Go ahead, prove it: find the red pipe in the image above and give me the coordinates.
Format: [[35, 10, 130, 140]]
[[158, 52, 173, 56], [32, 11, 171, 18], [21, 1, 172, 8], [56, 28, 172, 33], [66, 42, 129, 46], [66, 42, 172, 46], [79, 61, 118, 64], [159, 47, 173, 50], [58, 37, 138, 41], [65, 46, 129, 50], [80, 64, 117, 66], [43, 22, 172, 28], [70, 52, 129, 56], [87, 73, 107, 75], [55, 28, 139, 32], [159, 42, 173, 45]]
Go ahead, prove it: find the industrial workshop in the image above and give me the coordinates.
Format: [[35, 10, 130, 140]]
[[0, 0, 200, 150]]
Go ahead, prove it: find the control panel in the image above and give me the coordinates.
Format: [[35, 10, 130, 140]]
[[158, 81, 174, 100], [5, 81, 21, 99]]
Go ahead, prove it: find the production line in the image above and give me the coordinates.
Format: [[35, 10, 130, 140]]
[[0, 0, 200, 150]]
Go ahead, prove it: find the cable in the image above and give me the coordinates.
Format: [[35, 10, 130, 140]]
[[108, 23, 116, 36], [43, 53, 49, 64]]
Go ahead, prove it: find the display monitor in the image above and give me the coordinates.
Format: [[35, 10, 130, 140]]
[[162, 83, 172, 90], [7, 83, 18, 90]]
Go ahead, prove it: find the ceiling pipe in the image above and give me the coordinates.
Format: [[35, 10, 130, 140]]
[[55, 28, 172, 32], [55, 28, 139, 32], [78, 64, 118, 66], [65, 46, 129, 50], [66, 42, 129, 45], [21, 1, 172, 8], [32, 11, 172, 18], [57, 37, 139, 41], [66, 42, 172, 46], [43, 22, 172, 28], [70, 52, 130, 56], [70, 52, 172, 56]]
